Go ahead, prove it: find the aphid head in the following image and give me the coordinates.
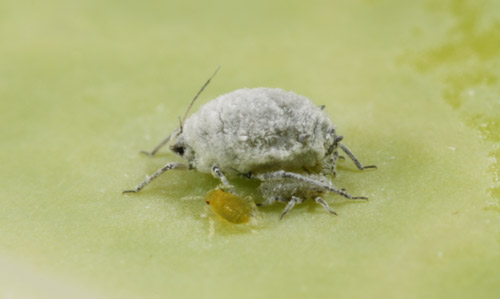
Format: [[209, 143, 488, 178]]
[[169, 131, 194, 161], [167, 66, 220, 161], [170, 120, 185, 154]]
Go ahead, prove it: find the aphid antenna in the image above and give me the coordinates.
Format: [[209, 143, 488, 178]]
[[180, 65, 221, 130], [141, 66, 220, 157], [177, 116, 183, 133]]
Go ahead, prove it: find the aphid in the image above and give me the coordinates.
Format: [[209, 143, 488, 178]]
[[258, 173, 349, 219], [123, 67, 376, 219], [205, 188, 253, 224]]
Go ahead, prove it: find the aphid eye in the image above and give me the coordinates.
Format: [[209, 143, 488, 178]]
[[171, 144, 185, 156]]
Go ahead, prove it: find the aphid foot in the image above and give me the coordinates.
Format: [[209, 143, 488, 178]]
[[314, 197, 338, 216], [139, 133, 173, 158], [352, 196, 368, 201], [139, 150, 154, 157], [122, 189, 139, 194], [280, 196, 303, 220], [123, 162, 189, 195]]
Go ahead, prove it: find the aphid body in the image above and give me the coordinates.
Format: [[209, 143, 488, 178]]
[[176, 87, 332, 175], [124, 69, 376, 219]]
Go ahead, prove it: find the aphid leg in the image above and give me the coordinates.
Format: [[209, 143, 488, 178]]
[[322, 151, 338, 177], [323, 135, 344, 176], [322, 149, 339, 177], [329, 153, 347, 177], [314, 197, 337, 216], [257, 196, 287, 207], [123, 162, 189, 193], [140, 133, 172, 157], [331, 150, 339, 178], [280, 196, 304, 220], [339, 143, 377, 170], [211, 166, 236, 194], [256, 171, 368, 200]]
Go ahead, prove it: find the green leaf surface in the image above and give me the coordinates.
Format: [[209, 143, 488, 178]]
[[1, 0, 499, 298]]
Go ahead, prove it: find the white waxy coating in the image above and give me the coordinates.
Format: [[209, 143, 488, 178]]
[[182, 88, 335, 174]]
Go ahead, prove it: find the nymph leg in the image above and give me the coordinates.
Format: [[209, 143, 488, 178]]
[[123, 162, 189, 193]]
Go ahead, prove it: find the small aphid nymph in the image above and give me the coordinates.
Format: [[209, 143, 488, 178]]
[[205, 188, 253, 224], [124, 67, 376, 219]]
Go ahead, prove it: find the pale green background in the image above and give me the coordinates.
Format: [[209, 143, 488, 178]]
[[1, 0, 499, 298]]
